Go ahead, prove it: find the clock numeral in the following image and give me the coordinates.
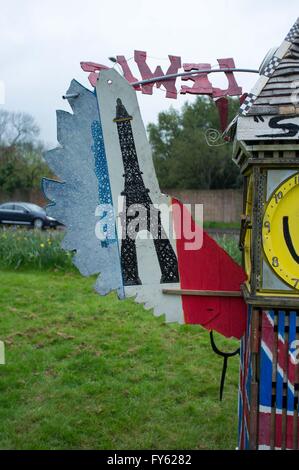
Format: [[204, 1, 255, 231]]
[[272, 256, 279, 268], [264, 221, 271, 233], [295, 176, 299, 184], [273, 191, 283, 204], [292, 278, 299, 289]]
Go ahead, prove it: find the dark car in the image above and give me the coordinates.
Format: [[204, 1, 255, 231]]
[[0, 202, 62, 229]]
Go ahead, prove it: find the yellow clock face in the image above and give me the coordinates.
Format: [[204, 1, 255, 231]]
[[262, 172, 299, 290]]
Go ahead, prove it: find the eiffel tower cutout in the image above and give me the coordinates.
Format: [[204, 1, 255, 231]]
[[113, 98, 180, 286]]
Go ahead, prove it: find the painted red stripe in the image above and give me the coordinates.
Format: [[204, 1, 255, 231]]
[[259, 412, 271, 448], [259, 312, 274, 447], [172, 198, 247, 339]]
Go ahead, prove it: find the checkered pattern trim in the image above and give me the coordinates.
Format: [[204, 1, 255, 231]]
[[285, 21, 299, 42], [263, 56, 281, 77], [239, 93, 257, 115]]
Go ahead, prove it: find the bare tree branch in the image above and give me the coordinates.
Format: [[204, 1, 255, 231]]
[[0, 109, 40, 146]]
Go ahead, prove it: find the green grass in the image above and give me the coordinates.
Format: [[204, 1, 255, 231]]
[[0, 270, 240, 450], [216, 234, 241, 265], [0, 228, 241, 271], [203, 221, 240, 230]]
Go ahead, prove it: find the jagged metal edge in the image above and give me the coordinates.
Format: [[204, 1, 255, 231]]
[[42, 79, 124, 299]]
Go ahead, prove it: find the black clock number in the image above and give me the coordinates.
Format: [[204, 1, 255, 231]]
[[272, 256, 279, 268], [292, 278, 299, 288], [274, 191, 283, 204], [264, 221, 271, 234], [295, 175, 299, 185]]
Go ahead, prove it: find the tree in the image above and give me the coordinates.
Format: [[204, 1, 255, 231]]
[[0, 110, 51, 195], [147, 97, 243, 190], [0, 110, 39, 146]]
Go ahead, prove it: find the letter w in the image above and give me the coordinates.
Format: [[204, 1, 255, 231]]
[[134, 51, 181, 98]]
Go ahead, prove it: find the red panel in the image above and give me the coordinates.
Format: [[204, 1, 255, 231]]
[[172, 198, 247, 339], [134, 51, 181, 98], [215, 97, 229, 132], [80, 62, 110, 87], [180, 63, 213, 95], [212, 58, 242, 98], [258, 311, 274, 448], [116, 56, 141, 90]]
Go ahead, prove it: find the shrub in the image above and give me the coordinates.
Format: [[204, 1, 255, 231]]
[[0, 228, 74, 271], [0, 228, 241, 272]]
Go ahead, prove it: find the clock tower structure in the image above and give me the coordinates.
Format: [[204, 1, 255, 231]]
[[229, 18, 299, 450]]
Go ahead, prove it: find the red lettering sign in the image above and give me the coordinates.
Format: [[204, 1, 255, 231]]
[[81, 52, 243, 130]]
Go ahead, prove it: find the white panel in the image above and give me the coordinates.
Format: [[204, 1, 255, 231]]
[[250, 75, 269, 97], [275, 41, 291, 59], [96, 69, 184, 323], [237, 115, 299, 140]]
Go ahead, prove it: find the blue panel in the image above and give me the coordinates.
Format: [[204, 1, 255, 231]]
[[259, 347, 273, 407], [92, 120, 116, 248], [259, 310, 274, 408], [287, 311, 296, 413], [43, 80, 124, 299]]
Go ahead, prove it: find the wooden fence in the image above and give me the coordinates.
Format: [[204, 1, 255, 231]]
[[0, 188, 243, 223]]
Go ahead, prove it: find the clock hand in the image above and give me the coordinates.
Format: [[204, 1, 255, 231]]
[[283, 216, 299, 264]]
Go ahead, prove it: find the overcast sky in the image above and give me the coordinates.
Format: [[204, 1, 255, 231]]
[[1, 0, 298, 147]]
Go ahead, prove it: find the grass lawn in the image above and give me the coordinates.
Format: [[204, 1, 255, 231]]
[[0, 269, 240, 450], [203, 221, 240, 230]]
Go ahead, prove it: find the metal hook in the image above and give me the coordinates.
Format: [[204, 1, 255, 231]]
[[209, 331, 240, 401]]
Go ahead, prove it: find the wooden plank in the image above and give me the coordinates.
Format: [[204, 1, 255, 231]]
[[162, 288, 242, 297], [287, 311, 296, 449], [275, 311, 285, 449], [264, 82, 299, 90], [281, 313, 289, 450], [260, 89, 294, 97], [270, 311, 278, 450], [258, 310, 276, 449], [277, 61, 299, 68], [284, 151, 296, 158], [267, 75, 299, 83], [279, 105, 299, 115], [254, 96, 296, 105], [248, 105, 279, 115], [286, 52, 299, 59], [290, 51, 299, 59], [272, 68, 299, 77], [285, 48, 299, 60], [241, 286, 299, 308], [250, 309, 260, 450], [250, 382, 259, 449], [246, 145, 299, 151], [289, 44, 299, 52], [251, 309, 260, 353]]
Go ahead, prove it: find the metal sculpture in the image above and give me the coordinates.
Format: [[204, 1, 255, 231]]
[[228, 17, 299, 450], [43, 18, 299, 451], [43, 67, 246, 338]]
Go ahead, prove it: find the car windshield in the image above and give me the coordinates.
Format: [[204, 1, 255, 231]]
[[24, 203, 46, 214]]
